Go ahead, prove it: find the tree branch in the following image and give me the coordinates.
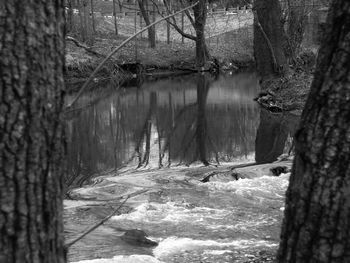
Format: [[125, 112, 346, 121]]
[[66, 36, 103, 57], [65, 189, 148, 248], [179, 0, 196, 27], [149, 0, 196, 41], [66, 1, 199, 109]]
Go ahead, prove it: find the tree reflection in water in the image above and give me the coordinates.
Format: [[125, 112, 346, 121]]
[[255, 108, 300, 164], [66, 73, 260, 188]]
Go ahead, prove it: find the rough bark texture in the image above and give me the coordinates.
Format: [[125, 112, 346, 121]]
[[254, 0, 288, 79], [0, 1, 66, 262], [277, 1, 350, 262]]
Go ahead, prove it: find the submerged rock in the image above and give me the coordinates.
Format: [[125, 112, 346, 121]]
[[200, 171, 243, 183], [270, 166, 289, 176], [121, 229, 158, 247]]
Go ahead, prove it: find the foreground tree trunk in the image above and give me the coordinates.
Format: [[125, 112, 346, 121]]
[[0, 1, 66, 262], [254, 0, 287, 79], [277, 1, 350, 262]]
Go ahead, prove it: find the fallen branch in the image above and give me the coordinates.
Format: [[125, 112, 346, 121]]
[[66, 36, 103, 57], [65, 189, 148, 248], [66, 1, 199, 109]]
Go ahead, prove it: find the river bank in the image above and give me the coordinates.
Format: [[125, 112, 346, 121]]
[[65, 37, 314, 118], [257, 50, 317, 115], [65, 32, 254, 87]]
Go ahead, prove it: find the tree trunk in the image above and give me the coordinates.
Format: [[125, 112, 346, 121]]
[[82, 0, 90, 43], [277, 1, 350, 262], [284, 0, 307, 61], [138, 0, 156, 48], [113, 0, 119, 36], [0, 0, 66, 262], [193, 0, 209, 68], [67, 0, 74, 32], [90, 0, 96, 34], [77, 0, 87, 41], [254, 0, 287, 79]]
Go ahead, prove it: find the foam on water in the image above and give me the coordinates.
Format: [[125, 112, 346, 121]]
[[112, 201, 230, 224], [72, 255, 164, 263], [205, 173, 290, 201], [153, 237, 278, 258], [204, 250, 233, 255]]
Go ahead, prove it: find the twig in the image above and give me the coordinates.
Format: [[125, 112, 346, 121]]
[[179, 0, 195, 27], [65, 189, 148, 248], [149, 0, 196, 41], [66, 1, 199, 109], [66, 36, 103, 57]]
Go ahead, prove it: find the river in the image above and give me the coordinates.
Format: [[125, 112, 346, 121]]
[[64, 72, 299, 262]]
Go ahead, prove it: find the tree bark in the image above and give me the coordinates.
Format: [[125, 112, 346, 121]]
[[277, 1, 350, 262], [254, 0, 288, 79], [138, 0, 156, 48], [193, 0, 209, 67], [90, 0, 96, 34], [113, 0, 119, 36], [0, 1, 66, 262], [77, 0, 87, 41], [67, 0, 74, 32], [284, 0, 307, 61]]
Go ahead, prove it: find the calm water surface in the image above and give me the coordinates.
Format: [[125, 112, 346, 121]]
[[66, 73, 297, 186]]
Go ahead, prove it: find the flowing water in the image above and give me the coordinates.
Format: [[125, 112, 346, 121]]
[[65, 72, 299, 262]]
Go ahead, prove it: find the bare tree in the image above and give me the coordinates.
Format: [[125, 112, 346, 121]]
[[113, 0, 119, 35], [283, 0, 308, 62], [138, 0, 157, 47], [152, 0, 210, 67]]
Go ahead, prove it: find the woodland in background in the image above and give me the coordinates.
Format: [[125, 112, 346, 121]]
[[2, 0, 350, 263]]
